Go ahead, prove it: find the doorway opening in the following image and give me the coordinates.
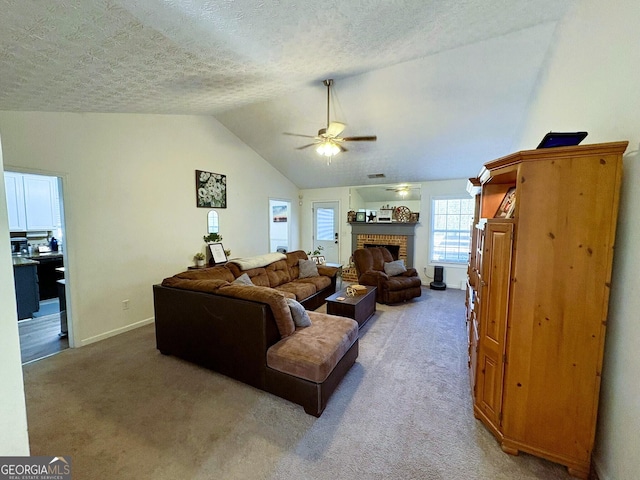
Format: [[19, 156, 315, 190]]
[[269, 198, 291, 253], [6, 171, 70, 364]]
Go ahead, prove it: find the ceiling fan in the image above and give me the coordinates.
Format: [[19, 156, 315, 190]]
[[386, 184, 419, 197], [283, 79, 377, 159]]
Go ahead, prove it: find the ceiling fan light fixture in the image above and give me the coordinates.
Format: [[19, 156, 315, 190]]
[[316, 140, 341, 157], [284, 79, 376, 161]]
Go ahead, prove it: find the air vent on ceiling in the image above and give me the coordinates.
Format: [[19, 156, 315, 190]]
[[367, 173, 386, 179]]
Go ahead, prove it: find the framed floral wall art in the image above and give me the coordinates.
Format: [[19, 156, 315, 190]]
[[196, 170, 227, 208]]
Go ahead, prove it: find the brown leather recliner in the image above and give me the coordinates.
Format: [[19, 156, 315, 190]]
[[352, 247, 422, 304]]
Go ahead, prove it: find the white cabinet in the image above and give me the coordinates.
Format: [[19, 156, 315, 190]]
[[4, 172, 27, 231], [4, 173, 59, 232], [23, 174, 57, 230]]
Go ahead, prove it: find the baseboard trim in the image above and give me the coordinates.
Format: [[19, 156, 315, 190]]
[[79, 317, 154, 347]]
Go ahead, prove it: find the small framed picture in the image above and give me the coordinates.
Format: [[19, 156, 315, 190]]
[[355, 211, 366, 222], [366, 210, 377, 222], [196, 170, 227, 208], [495, 187, 517, 218], [208, 242, 228, 264], [378, 208, 393, 222]]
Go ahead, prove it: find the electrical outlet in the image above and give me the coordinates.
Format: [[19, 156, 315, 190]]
[[122, 299, 130, 310]]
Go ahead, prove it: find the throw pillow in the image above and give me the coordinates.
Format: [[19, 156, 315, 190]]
[[286, 298, 311, 327], [384, 260, 407, 276], [298, 259, 319, 278], [232, 273, 254, 286]]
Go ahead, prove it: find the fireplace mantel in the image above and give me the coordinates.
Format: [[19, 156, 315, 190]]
[[348, 222, 419, 235], [349, 222, 419, 268]]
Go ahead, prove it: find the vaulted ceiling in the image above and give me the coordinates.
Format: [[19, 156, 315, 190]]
[[0, 0, 575, 189]]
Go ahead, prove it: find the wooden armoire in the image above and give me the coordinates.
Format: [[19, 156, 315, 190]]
[[465, 141, 627, 479]]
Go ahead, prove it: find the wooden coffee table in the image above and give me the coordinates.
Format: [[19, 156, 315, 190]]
[[326, 286, 376, 328]]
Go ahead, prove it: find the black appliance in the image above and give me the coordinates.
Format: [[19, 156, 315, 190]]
[[430, 266, 446, 290], [10, 237, 28, 254]]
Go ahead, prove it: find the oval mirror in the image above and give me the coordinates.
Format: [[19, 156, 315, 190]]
[[207, 210, 219, 234]]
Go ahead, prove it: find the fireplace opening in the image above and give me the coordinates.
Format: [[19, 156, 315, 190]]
[[364, 244, 400, 260]]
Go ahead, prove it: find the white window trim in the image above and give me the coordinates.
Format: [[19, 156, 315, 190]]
[[429, 194, 474, 265]]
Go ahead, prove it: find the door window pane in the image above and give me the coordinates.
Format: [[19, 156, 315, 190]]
[[316, 208, 334, 241]]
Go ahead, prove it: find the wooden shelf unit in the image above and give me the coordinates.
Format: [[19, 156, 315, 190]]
[[465, 141, 627, 479]]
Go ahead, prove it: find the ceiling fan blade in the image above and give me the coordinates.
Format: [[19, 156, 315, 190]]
[[283, 132, 317, 139], [296, 143, 318, 150], [338, 143, 348, 152], [342, 135, 377, 142], [326, 122, 346, 137]]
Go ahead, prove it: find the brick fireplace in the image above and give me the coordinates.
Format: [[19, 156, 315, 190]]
[[342, 222, 418, 283]]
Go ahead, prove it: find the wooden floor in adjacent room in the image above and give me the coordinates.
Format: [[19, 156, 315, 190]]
[[18, 301, 68, 364]]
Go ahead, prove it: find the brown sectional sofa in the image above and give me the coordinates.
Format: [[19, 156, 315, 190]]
[[153, 250, 359, 416]]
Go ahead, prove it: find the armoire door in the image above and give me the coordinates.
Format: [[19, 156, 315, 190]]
[[475, 222, 513, 430]]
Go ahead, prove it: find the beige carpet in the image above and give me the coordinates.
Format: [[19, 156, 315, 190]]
[[23, 288, 573, 479]]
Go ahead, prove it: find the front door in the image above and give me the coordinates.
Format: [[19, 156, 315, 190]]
[[312, 201, 339, 264]]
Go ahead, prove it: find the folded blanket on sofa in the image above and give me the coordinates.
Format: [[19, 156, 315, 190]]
[[229, 252, 286, 270]]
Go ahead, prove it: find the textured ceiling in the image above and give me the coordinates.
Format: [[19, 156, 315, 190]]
[[0, 0, 574, 189]]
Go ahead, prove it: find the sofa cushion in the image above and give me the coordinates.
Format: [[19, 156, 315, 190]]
[[299, 259, 319, 278], [278, 290, 297, 300], [316, 264, 339, 278], [286, 298, 311, 327], [384, 260, 407, 276], [267, 312, 358, 383], [266, 259, 292, 287], [174, 266, 235, 283], [217, 284, 295, 338], [226, 263, 270, 287], [384, 275, 422, 290], [275, 281, 317, 301], [161, 276, 230, 293], [293, 275, 332, 291], [285, 250, 309, 279]]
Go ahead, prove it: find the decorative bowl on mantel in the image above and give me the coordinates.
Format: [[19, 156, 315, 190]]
[[394, 206, 412, 222]]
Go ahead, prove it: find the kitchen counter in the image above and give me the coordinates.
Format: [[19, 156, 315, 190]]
[[12, 256, 39, 267], [12, 251, 63, 266], [27, 251, 63, 259]]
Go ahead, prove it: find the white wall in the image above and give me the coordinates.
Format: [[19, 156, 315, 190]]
[[517, 0, 640, 478], [0, 112, 300, 347], [301, 178, 469, 288], [0, 136, 30, 455]]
